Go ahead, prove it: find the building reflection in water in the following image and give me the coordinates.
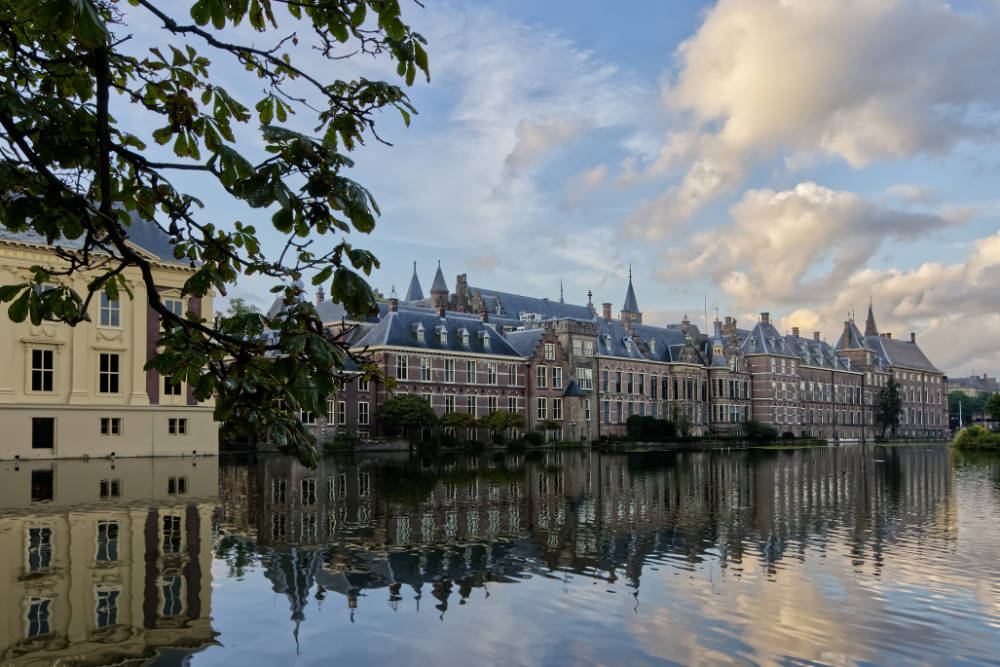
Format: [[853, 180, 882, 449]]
[[217, 445, 954, 637], [0, 456, 218, 666]]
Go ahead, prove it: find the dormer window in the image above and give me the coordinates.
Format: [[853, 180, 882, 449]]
[[438, 327, 448, 345], [413, 323, 425, 343], [648, 340, 655, 354], [602, 334, 611, 348], [482, 333, 491, 350], [460, 329, 470, 346], [623, 337, 631, 353]]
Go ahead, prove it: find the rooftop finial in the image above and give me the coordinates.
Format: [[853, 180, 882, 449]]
[[390, 284, 398, 299], [628, 262, 632, 282], [560, 280, 564, 303]]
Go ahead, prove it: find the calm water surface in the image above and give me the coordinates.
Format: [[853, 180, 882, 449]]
[[3, 445, 999, 666]]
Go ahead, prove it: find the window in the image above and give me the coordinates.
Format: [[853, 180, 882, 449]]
[[445, 394, 456, 413], [508, 364, 516, 385], [272, 512, 287, 539], [544, 343, 555, 360], [585, 399, 591, 420], [160, 575, 183, 617], [162, 298, 183, 331], [300, 410, 316, 425], [163, 377, 183, 396], [327, 399, 336, 423], [337, 401, 346, 424], [536, 366, 547, 388], [639, 374, 645, 394], [96, 588, 120, 628], [576, 367, 593, 389], [99, 479, 120, 498], [552, 398, 563, 420], [439, 328, 448, 345], [96, 521, 119, 561], [162, 515, 182, 554], [28, 527, 52, 571], [421, 357, 432, 381], [651, 375, 658, 399], [603, 401, 610, 423], [482, 334, 491, 350], [466, 360, 476, 383], [358, 377, 370, 392], [615, 371, 622, 393], [415, 325, 424, 343], [488, 396, 498, 414], [467, 395, 477, 416], [99, 292, 120, 327], [302, 479, 317, 505], [31, 469, 53, 500], [167, 476, 187, 495], [168, 418, 187, 435], [488, 362, 498, 385], [98, 353, 120, 394], [30, 349, 54, 392], [272, 479, 287, 504], [615, 402, 623, 423], [100, 417, 121, 435], [508, 396, 517, 412], [26, 598, 52, 638], [396, 356, 408, 379], [445, 359, 455, 383], [358, 401, 369, 425], [553, 367, 562, 389], [32, 418, 55, 449], [626, 373, 634, 393], [537, 397, 547, 419]]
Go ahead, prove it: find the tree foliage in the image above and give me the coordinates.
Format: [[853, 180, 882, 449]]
[[875, 378, 903, 439], [438, 411, 477, 430], [987, 393, 1000, 424], [0, 0, 428, 465], [625, 415, 677, 441], [948, 390, 990, 416], [375, 393, 437, 430], [479, 411, 525, 443]]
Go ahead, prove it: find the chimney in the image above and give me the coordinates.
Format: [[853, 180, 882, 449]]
[[791, 326, 800, 338], [602, 302, 612, 321], [480, 309, 489, 323], [315, 286, 325, 305], [910, 332, 915, 343], [885, 332, 892, 340], [760, 312, 770, 325], [388, 297, 398, 312], [437, 305, 446, 318], [813, 331, 821, 341], [681, 315, 690, 334], [714, 319, 723, 336]]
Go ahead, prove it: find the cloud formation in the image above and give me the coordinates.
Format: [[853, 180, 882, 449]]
[[622, 0, 1000, 237], [667, 182, 972, 308]]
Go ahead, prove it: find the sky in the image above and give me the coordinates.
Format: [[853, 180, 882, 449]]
[[119, 1, 1000, 378]]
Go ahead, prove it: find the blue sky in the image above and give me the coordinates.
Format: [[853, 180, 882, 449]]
[[121, 1, 1000, 376]]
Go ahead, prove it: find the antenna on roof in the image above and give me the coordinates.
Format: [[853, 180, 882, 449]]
[[628, 263, 632, 282], [560, 280, 564, 303]]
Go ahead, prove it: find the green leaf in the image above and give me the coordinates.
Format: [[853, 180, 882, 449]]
[[8, 290, 29, 322], [0, 284, 27, 302]]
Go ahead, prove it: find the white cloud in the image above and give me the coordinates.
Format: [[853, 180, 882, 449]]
[[620, 0, 1000, 235], [504, 117, 587, 175], [666, 182, 971, 308]]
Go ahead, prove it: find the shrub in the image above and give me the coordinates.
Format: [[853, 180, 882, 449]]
[[743, 420, 778, 442], [951, 425, 1000, 450], [522, 431, 545, 446], [781, 431, 796, 440], [323, 431, 358, 454], [625, 415, 678, 440]]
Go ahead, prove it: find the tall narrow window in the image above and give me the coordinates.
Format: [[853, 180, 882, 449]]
[[508, 396, 517, 412], [96, 588, 120, 628], [28, 527, 52, 571], [358, 402, 369, 425], [100, 292, 120, 327], [537, 397, 547, 419], [467, 395, 476, 416], [162, 298, 183, 331], [466, 360, 476, 383], [488, 362, 498, 385], [544, 343, 555, 360], [508, 364, 516, 385], [96, 521, 119, 561], [26, 598, 51, 638], [98, 353, 120, 393], [358, 377, 370, 392], [553, 366, 562, 389], [488, 396, 498, 414], [160, 575, 183, 617], [421, 357, 431, 381], [30, 349, 54, 392], [445, 359, 455, 383], [162, 515, 182, 554], [395, 355, 408, 380], [337, 401, 346, 424], [536, 366, 547, 389], [552, 398, 563, 420], [445, 394, 456, 413]]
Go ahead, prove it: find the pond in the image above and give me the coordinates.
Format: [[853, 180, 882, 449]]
[[2, 444, 999, 665]]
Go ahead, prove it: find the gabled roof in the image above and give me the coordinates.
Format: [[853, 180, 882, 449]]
[[562, 380, 588, 397], [785, 333, 851, 371], [630, 324, 689, 363], [864, 335, 939, 372], [430, 261, 448, 292], [503, 328, 544, 357], [469, 286, 596, 322], [404, 261, 424, 302], [352, 310, 521, 357], [741, 320, 788, 356], [835, 320, 866, 351], [596, 319, 646, 360], [0, 208, 181, 264]]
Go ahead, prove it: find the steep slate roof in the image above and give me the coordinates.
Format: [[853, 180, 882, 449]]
[[352, 310, 521, 357], [468, 286, 596, 322], [864, 303, 879, 336], [404, 261, 424, 302], [630, 324, 689, 363], [0, 208, 181, 263], [622, 276, 639, 313], [865, 335, 939, 372], [785, 334, 852, 371], [952, 376, 1000, 392], [835, 320, 866, 350], [503, 328, 544, 357], [596, 319, 646, 360], [741, 320, 796, 356], [562, 380, 588, 397], [430, 261, 448, 292]]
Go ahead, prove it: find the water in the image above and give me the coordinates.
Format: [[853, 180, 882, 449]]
[[2, 445, 999, 666]]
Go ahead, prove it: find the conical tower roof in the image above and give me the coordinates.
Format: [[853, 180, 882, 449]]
[[622, 267, 639, 313], [430, 260, 448, 293], [864, 301, 878, 337], [404, 261, 424, 302]]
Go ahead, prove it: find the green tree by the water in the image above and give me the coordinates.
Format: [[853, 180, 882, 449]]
[[0, 0, 428, 465], [375, 393, 437, 438], [875, 378, 903, 439]]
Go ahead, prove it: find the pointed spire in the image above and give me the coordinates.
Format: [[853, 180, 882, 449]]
[[622, 267, 639, 314], [430, 260, 448, 293], [559, 280, 564, 303], [864, 299, 878, 337], [404, 261, 423, 302]]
